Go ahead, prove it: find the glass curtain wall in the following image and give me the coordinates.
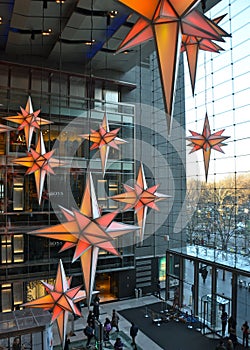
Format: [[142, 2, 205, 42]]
[[0, 62, 136, 311]]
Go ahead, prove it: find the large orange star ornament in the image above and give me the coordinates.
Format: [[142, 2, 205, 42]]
[[81, 114, 127, 175], [111, 163, 170, 243], [117, 0, 229, 134], [12, 132, 63, 204], [28, 173, 139, 306], [3, 96, 52, 149], [186, 113, 230, 181], [22, 259, 86, 348]]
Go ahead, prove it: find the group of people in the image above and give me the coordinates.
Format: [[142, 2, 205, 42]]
[[81, 294, 124, 349], [217, 313, 249, 350]]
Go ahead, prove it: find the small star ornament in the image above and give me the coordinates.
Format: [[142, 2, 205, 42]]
[[22, 259, 86, 348], [80, 114, 127, 175], [117, 0, 229, 134], [28, 172, 139, 306], [12, 132, 63, 204], [3, 96, 52, 149], [111, 163, 170, 243], [186, 113, 230, 181]]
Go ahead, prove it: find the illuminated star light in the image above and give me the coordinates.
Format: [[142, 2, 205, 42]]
[[28, 173, 139, 306], [22, 259, 86, 348], [80, 114, 127, 175], [111, 163, 170, 243], [117, 0, 229, 134], [12, 132, 63, 204], [3, 96, 52, 149], [181, 14, 229, 95], [186, 113, 230, 182]]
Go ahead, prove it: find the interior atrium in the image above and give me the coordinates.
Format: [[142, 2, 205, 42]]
[[0, 0, 249, 349]]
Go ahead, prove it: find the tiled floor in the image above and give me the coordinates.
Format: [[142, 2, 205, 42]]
[[53, 295, 164, 349]]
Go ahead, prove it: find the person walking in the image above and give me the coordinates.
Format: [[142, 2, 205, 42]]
[[93, 298, 100, 320], [156, 280, 161, 299], [111, 309, 120, 332], [130, 322, 139, 349], [221, 309, 228, 337], [84, 323, 94, 349], [241, 321, 249, 348], [114, 337, 124, 350], [103, 317, 112, 342]]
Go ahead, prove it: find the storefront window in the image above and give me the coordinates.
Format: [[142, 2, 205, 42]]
[[1, 284, 12, 312]]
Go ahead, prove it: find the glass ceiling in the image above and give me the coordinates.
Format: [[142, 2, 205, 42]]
[[0, 308, 51, 337], [170, 245, 250, 275]]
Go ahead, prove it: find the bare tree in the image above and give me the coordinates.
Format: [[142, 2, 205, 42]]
[[187, 175, 250, 251]]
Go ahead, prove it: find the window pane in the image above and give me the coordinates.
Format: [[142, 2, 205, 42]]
[[2, 287, 12, 312], [1, 245, 12, 263], [13, 235, 23, 253], [13, 282, 23, 305]]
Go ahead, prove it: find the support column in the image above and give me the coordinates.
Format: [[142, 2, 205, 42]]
[[166, 251, 170, 301], [211, 265, 217, 331], [193, 260, 199, 316], [231, 272, 238, 321], [179, 257, 184, 308]]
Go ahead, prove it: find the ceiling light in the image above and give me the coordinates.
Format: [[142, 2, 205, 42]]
[[109, 10, 118, 18], [56, 0, 65, 3], [85, 39, 95, 46], [42, 29, 52, 36], [0, 17, 2, 24]]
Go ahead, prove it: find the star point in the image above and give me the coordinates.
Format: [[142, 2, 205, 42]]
[[186, 113, 230, 181]]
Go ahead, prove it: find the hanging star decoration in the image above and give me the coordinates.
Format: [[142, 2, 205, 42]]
[[28, 172, 139, 306], [80, 114, 127, 175], [117, 0, 229, 134], [181, 14, 229, 95], [22, 259, 86, 348], [186, 113, 230, 181], [12, 132, 63, 204], [3, 96, 52, 149], [111, 163, 170, 243]]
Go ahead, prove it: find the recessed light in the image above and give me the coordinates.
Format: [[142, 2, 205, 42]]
[[42, 28, 52, 36], [85, 39, 95, 45], [109, 10, 118, 18]]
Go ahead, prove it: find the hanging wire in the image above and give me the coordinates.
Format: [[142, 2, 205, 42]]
[[86, 0, 94, 173], [227, 0, 237, 267], [139, 45, 143, 164], [204, 52, 208, 111]]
